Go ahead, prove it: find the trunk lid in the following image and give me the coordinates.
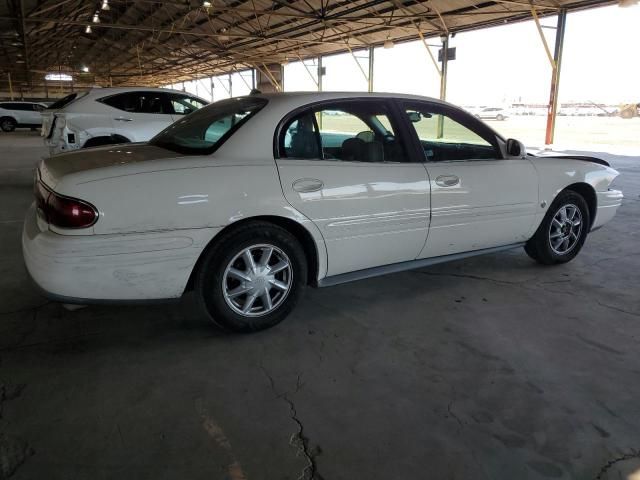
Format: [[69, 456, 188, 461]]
[[39, 143, 185, 189]]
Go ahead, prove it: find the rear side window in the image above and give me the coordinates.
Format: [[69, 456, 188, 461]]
[[281, 111, 320, 159], [279, 100, 409, 163], [150, 97, 267, 155], [47, 92, 86, 110], [2, 103, 31, 111], [99, 92, 169, 114], [168, 93, 208, 115]]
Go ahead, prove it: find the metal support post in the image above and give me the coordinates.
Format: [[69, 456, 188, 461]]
[[8, 72, 14, 100], [368, 46, 374, 92], [544, 9, 567, 145], [317, 56, 323, 92], [437, 34, 449, 138]]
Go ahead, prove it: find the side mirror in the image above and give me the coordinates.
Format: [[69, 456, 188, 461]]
[[407, 111, 422, 123], [506, 138, 525, 157]]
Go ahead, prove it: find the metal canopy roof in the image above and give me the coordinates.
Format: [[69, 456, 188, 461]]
[[0, 0, 614, 92]]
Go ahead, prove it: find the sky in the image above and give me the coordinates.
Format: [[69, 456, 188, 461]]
[[284, 4, 640, 106]]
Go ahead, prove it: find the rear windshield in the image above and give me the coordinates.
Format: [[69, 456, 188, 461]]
[[47, 91, 87, 110], [150, 97, 267, 155]]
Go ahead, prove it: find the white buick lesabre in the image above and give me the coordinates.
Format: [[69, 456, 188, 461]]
[[23, 92, 623, 332]]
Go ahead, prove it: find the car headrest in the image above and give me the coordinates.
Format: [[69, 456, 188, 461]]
[[363, 141, 384, 163], [342, 137, 365, 161]]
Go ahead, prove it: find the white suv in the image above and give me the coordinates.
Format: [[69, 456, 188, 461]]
[[42, 87, 208, 155], [0, 101, 47, 132]]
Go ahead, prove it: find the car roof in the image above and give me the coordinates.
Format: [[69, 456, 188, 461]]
[[253, 91, 448, 106], [82, 86, 200, 97]]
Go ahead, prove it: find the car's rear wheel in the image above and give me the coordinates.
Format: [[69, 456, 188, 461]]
[[525, 190, 590, 265], [195, 222, 307, 333], [0, 117, 17, 132], [496, 114, 505, 121]]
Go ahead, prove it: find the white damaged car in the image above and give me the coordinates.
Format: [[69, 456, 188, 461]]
[[41, 87, 208, 156], [23, 92, 623, 332]]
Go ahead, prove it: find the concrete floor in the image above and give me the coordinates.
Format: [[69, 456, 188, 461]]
[[0, 130, 639, 480]]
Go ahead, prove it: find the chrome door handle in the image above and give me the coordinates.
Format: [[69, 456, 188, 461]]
[[292, 178, 324, 193], [435, 175, 460, 187], [114, 117, 133, 122]]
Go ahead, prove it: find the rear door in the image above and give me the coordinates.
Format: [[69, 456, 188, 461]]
[[400, 101, 538, 259], [99, 91, 174, 141], [275, 99, 430, 277]]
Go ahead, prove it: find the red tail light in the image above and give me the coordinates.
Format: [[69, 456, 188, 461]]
[[34, 178, 98, 229]]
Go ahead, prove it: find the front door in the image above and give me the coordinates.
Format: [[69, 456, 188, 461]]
[[399, 101, 538, 259], [275, 100, 430, 276]]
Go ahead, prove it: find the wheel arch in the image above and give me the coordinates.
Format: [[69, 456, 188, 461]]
[[82, 134, 130, 149], [0, 115, 17, 125], [184, 215, 321, 293], [561, 182, 597, 228]]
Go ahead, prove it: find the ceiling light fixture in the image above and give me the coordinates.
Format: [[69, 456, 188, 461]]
[[383, 39, 394, 49], [81, 66, 89, 72], [45, 73, 73, 81], [92, 13, 100, 23], [203, 1, 212, 6], [101, 0, 110, 10], [85, 25, 92, 33]]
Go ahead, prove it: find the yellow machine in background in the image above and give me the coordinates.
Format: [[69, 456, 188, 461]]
[[619, 103, 640, 119]]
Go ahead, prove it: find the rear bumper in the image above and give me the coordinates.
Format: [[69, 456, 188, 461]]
[[22, 204, 220, 302], [592, 189, 623, 230]]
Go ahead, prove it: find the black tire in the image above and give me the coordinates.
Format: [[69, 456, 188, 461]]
[[525, 190, 590, 265], [0, 117, 17, 132], [195, 222, 307, 333]]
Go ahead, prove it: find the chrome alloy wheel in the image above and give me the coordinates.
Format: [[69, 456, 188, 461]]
[[548, 203, 583, 255], [222, 244, 293, 317]]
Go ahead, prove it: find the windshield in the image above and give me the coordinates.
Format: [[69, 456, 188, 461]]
[[150, 97, 268, 155]]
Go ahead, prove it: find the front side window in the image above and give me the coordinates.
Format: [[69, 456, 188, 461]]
[[279, 100, 408, 163], [100, 92, 168, 114], [169, 93, 208, 115], [403, 104, 498, 161], [150, 97, 267, 155]]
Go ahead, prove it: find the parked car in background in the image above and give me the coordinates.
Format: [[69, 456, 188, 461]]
[[0, 101, 47, 132], [476, 107, 509, 121], [42, 87, 208, 155], [23, 92, 622, 333]]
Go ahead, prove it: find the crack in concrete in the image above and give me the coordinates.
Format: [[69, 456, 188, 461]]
[[415, 269, 640, 318], [0, 383, 26, 419], [261, 367, 322, 480], [447, 400, 464, 430], [595, 449, 640, 480], [0, 433, 34, 479], [413, 270, 530, 286], [0, 302, 50, 317]]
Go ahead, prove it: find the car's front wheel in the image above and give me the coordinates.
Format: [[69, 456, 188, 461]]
[[0, 117, 17, 132], [525, 190, 590, 265], [195, 222, 307, 333]]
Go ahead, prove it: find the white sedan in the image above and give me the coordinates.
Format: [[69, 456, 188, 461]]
[[23, 92, 623, 332]]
